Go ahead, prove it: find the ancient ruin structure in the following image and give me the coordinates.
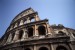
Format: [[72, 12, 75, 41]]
[[0, 8, 75, 50]]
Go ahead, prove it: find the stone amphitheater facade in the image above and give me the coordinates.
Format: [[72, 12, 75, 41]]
[[0, 8, 75, 50]]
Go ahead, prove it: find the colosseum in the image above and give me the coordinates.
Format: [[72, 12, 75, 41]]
[[0, 8, 75, 50]]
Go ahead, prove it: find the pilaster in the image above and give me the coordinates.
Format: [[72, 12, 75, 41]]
[[46, 23, 52, 35], [22, 29, 27, 40], [33, 25, 39, 38], [13, 30, 19, 41], [34, 15, 40, 21]]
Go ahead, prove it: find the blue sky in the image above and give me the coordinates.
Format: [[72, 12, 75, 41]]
[[0, 0, 75, 37]]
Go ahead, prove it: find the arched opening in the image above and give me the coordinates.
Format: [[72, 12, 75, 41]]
[[18, 30, 24, 39], [38, 26, 46, 35], [18, 21, 20, 26], [39, 47, 48, 50], [73, 33, 75, 37], [31, 18, 35, 22], [58, 31, 65, 35], [28, 27, 33, 37], [25, 48, 31, 50], [56, 46, 68, 50], [5, 49, 9, 50]]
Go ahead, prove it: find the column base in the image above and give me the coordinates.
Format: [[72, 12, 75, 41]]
[[21, 38, 27, 41], [46, 33, 52, 37], [33, 35, 39, 39]]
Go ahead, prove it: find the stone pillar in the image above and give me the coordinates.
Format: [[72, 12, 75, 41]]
[[24, 20, 27, 24], [34, 45, 37, 50], [43, 24, 47, 35], [19, 20, 24, 25], [34, 25, 38, 37], [13, 30, 19, 41], [6, 33, 12, 43], [51, 44, 55, 50], [22, 29, 27, 40], [46, 23, 52, 35], [34, 15, 40, 21], [27, 17, 30, 23]]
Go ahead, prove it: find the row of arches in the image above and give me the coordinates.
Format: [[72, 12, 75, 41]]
[[12, 25, 46, 40], [7, 25, 67, 42], [5, 46, 68, 50], [28, 25, 46, 37], [10, 18, 35, 31], [7, 25, 47, 42], [16, 27, 66, 40], [18, 25, 46, 39], [24, 46, 68, 50]]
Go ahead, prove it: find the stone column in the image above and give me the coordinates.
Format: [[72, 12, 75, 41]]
[[51, 44, 55, 50], [27, 17, 30, 23], [34, 45, 37, 50], [13, 30, 19, 41], [34, 15, 40, 21], [22, 29, 27, 40], [46, 23, 52, 35], [43, 24, 47, 35], [6, 33, 12, 43], [19, 20, 24, 25], [34, 25, 38, 38]]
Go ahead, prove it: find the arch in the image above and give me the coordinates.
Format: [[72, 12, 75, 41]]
[[31, 18, 35, 22], [28, 27, 33, 37], [39, 47, 48, 50], [58, 31, 65, 35], [38, 25, 46, 35], [56, 46, 68, 50], [25, 48, 31, 50], [14, 23, 18, 28], [18, 30, 24, 39], [73, 33, 75, 37]]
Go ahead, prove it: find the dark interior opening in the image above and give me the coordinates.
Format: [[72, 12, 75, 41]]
[[56, 46, 67, 50], [25, 48, 31, 50], [58, 31, 65, 35], [28, 27, 33, 37], [73, 33, 75, 37], [39, 47, 48, 50], [38, 26, 46, 35], [18, 30, 23, 39]]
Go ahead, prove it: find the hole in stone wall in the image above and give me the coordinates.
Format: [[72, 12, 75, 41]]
[[58, 31, 65, 35], [73, 33, 75, 37], [18, 30, 24, 39], [56, 46, 67, 50], [38, 26, 46, 35], [31, 18, 35, 22], [28, 27, 33, 37], [25, 48, 31, 50], [39, 47, 48, 50]]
